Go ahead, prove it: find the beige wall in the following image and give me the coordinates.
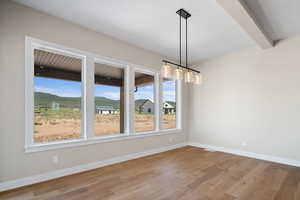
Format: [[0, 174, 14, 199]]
[[189, 35, 300, 161], [0, 0, 188, 182]]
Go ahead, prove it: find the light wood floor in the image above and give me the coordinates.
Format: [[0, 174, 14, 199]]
[[1, 146, 300, 200]]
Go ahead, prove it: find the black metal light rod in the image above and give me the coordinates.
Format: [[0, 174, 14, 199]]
[[162, 60, 200, 73], [179, 13, 181, 66]]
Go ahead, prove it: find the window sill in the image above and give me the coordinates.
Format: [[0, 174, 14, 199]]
[[25, 129, 182, 153]]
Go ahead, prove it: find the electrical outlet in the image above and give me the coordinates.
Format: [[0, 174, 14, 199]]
[[52, 155, 59, 164], [242, 142, 247, 147], [169, 137, 174, 143]]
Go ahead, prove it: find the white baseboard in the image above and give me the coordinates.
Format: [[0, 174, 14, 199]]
[[3, 142, 298, 192], [0, 142, 187, 192], [188, 142, 300, 167]]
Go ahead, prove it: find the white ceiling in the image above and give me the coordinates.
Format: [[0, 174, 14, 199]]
[[13, 0, 300, 63]]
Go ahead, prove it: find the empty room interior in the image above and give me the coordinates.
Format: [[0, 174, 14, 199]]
[[1, 0, 300, 199]]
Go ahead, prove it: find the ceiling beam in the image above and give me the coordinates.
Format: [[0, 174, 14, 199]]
[[216, 0, 273, 49], [135, 75, 154, 87], [35, 65, 123, 87], [35, 65, 154, 87]]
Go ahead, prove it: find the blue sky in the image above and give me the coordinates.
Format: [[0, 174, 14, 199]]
[[135, 84, 154, 101], [163, 80, 176, 102], [35, 77, 176, 102]]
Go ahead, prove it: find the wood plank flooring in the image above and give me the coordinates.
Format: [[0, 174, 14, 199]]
[[1, 146, 300, 200]]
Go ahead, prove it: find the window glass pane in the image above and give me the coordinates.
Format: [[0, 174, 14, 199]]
[[34, 49, 82, 143], [135, 72, 155, 133], [162, 78, 176, 129], [94, 63, 124, 136]]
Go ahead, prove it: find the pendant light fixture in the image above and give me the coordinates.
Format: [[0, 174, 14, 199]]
[[194, 73, 202, 85], [161, 9, 202, 85], [174, 68, 184, 80], [161, 62, 173, 79], [184, 71, 194, 83]]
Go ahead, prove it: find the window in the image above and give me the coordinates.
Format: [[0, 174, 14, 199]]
[[94, 62, 125, 136], [134, 72, 155, 133], [25, 37, 181, 152], [33, 49, 83, 143], [162, 78, 177, 129]]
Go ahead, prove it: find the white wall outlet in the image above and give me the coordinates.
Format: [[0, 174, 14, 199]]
[[52, 155, 59, 164], [242, 142, 247, 147], [169, 137, 174, 143]]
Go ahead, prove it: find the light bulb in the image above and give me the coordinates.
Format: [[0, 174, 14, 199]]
[[184, 71, 194, 83], [194, 73, 202, 85], [161, 63, 173, 79], [174, 68, 183, 80]]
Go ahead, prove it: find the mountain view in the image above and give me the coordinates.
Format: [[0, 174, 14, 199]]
[[34, 92, 175, 109]]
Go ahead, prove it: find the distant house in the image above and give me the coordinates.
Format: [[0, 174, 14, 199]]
[[163, 102, 175, 114], [135, 100, 176, 115], [95, 106, 116, 114], [136, 99, 154, 114], [51, 102, 60, 110]]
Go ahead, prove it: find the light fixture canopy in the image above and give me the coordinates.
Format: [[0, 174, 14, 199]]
[[161, 8, 202, 85]]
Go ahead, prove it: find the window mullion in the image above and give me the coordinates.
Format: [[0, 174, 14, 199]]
[[176, 80, 182, 129], [128, 66, 135, 135], [155, 72, 161, 131], [84, 56, 95, 139], [124, 65, 130, 135], [159, 74, 164, 130]]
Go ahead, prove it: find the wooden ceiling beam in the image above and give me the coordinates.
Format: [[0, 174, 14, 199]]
[[35, 65, 156, 88], [34, 65, 123, 87], [135, 76, 154, 87]]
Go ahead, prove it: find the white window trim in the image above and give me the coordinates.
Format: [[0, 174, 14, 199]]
[[25, 129, 182, 153], [133, 66, 159, 134], [161, 77, 182, 130], [25, 37, 182, 153], [176, 79, 182, 129], [93, 57, 130, 135], [25, 37, 87, 148]]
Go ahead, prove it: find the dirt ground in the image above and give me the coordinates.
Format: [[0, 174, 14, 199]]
[[34, 114, 176, 143]]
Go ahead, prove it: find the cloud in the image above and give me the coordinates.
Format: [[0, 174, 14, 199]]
[[101, 92, 120, 100], [35, 86, 81, 97], [163, 81, 176, 90], [35, 86, 56, 94], [135, 90, 154, 101], [142, 85, 154, 90], [163, 90, 176, 102], [34, 80, 175, 101]]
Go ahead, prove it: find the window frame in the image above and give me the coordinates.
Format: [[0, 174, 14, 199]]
[[92, 57, 130, 138], [133, 67, 159, 134], [25, 38, 87, 147], [161, 78, 181, 130], [25, 37, 182, 153]]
